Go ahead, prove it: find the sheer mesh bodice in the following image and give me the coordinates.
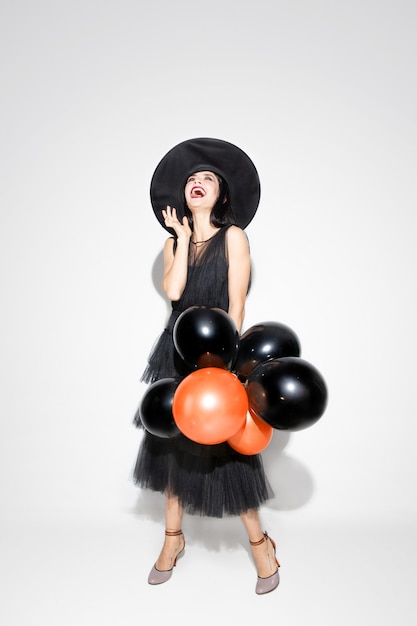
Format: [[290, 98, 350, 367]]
[[173, 228, 230, 313]]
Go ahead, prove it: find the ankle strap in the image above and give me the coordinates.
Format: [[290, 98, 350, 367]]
[[165, 529, 183, 536], [249, 531, 268, 546]]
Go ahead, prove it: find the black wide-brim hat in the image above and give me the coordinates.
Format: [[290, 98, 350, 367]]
[[150, 137, 261, 232]]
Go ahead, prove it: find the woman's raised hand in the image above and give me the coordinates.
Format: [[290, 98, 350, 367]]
[[162, 206, 192, 240]]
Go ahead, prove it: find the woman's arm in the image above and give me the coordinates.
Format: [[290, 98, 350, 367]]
[[226, 225, 251, 333], [161, 206, 191, 301]]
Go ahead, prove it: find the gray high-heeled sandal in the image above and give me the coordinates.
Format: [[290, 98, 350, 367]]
[[148, 530, 185, 585], [250, 531, 280, 595]]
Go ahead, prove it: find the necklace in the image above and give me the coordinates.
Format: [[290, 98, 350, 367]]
[[191, 232, 217, 245], [191, 238, 209, 245]]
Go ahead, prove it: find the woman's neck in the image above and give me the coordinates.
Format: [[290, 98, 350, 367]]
[[191, 216, 220, 244]]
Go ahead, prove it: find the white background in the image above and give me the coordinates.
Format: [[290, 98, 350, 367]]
[[1, 1, 416, 624]]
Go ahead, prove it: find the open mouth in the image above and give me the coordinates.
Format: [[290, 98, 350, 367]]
[[190, 186, 206, 198]]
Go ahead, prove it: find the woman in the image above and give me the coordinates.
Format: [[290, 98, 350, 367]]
[[133, 138, 280, 595]]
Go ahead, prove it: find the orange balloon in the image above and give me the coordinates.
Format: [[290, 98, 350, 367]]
[[172, 367, 248, 445], [227, 408, 273, 455]]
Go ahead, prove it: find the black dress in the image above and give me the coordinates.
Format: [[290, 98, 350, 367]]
[[133, 225, 273, 517]]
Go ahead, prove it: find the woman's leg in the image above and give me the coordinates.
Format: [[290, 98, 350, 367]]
[[154, 493, 185, 571], [240, 508, 278, 578]]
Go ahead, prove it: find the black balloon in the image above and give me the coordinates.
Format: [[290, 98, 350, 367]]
[[139, 378, 180, 438], [246, 357, 328, 431], [173, 306, 239, 370], [234, 321, 301, 380]]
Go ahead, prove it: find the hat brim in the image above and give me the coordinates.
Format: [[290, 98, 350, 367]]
[[150, 138, 261, 232]]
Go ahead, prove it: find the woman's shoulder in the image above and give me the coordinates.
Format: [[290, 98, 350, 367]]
[[225, 224, 249, 246], [164, 235, 176, 249], [225, 224, 245, 236]]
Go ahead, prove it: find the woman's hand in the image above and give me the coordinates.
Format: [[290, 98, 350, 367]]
[[162, 206, 192, 240]]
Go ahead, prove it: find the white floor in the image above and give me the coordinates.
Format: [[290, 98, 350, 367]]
[[1, 499, 415, 626]]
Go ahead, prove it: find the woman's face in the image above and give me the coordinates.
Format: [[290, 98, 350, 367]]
[[184, 171, 221, 210]]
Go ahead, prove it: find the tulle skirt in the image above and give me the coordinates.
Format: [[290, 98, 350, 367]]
[[133, 431, 273, 517]]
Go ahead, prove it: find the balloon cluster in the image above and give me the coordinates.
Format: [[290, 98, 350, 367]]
[[139, 306, 328, 455]]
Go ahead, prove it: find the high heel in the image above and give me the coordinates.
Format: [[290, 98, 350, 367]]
[[148, 530, 185, 585], [249, 531, 280, 595]]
